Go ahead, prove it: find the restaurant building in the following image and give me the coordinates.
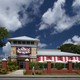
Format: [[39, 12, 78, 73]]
[[8, 36, 80, 68], [8, 36, 39, 68], [37, 49, 80, 63]]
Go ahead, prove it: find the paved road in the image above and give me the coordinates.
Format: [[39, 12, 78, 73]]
[[0, 77, 80, 80]]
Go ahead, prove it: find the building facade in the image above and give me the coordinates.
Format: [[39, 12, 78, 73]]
[[37, 49, 80, 63], [8, 36, 39, 68], [8, 36, 80, 68]]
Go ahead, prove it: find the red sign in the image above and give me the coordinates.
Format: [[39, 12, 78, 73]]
[[17, 47, 31, 54]]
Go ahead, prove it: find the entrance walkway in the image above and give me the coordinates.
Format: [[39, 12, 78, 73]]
[[6, 70, 23, 76]]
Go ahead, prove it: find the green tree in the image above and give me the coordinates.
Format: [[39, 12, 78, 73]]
[[0, 27, 9, 47], [59, 44, 80, 54]]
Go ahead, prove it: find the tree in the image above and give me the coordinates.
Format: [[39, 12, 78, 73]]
[[59, 44, 80, 54], [0, 27, 9, 47]]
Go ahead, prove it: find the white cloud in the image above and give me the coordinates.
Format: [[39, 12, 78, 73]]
[[36, 35, 47, 48], [63, 39, 73, 44], [0, 0, 44, 31], [72, 0, 80, 8], [2, 42, 11, 58], [38, 42, 47, 48], [63, 35, 80, 45], [39, 0, 80, 34]]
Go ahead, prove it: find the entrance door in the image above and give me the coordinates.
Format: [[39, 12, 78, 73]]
[[18, 61, 25, 69]]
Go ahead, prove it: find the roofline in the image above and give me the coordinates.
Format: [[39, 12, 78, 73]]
[[8, 38, 39, 42], [37, 54, 80, 56], [37, 49, 61, 51]]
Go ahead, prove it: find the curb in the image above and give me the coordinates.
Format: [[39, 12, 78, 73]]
[[0, 75, 80, 78]]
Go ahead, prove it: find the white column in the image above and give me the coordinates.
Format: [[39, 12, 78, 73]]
[[66, 57, 68, 61], [52, 56, 54, 62], [56, 56, 57, 62], [77, 57, 78, 61], [73, 57, 75, 60], [41, 56, 42, 61], [63, 57, 65, 62], [44, 56, 46, 61]]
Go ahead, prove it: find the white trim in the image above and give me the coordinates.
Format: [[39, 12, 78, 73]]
[[63, 57, 65, 62], [52, 57, 54, 62], [77, 57, 78, 61], [56, 56, 57, 62], [40, 56, 42, 61], [44, 56, 46, 61], [73, 57, 75, 60], [66, 57, 68, 61]]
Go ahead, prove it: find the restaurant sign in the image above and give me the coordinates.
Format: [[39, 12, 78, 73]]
[[17, 47, 31, 54]]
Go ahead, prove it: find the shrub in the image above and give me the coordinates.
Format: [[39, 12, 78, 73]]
[[35, 70, 42, 75], [23, 70, 26, 75], [7, 61, 19, 72], [78, 63, 80, 69], [30, 62, 47, 70], [15, 66, 19, 70], [0, 68, 1, 74], [0, 69, 7, 74], [55, 63, 64, 70], [7, 66, 13, 71], [7, 61, 18, 66]]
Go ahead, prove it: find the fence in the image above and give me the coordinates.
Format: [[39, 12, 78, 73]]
[[25, 59, 80, 75]]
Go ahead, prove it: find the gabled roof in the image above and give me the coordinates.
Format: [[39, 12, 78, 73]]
[[37, 49, 80, 56], [8, 36, 39, 41]]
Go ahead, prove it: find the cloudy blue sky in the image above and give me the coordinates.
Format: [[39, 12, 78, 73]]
[[0, 0, 80, 56]]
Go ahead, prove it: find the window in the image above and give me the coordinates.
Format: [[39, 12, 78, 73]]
[[13, 41, 17, 44], [18, 41, 21, 44], [22, 41, 26, 44], [31, 41, 34, 45], [27, 41, 30, 44]]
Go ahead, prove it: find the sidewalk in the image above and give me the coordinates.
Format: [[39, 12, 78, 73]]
[[0, 70, 80, 78], [6, 70, 24, 76]]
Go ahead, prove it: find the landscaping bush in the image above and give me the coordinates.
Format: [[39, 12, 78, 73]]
[[55, 63, 64, 70], [0, 62, 2, 68], [0, 68, 1, 74], [7, 61, 19, 72], [7, 61, 18, 66], [30, 62, 47, 70], [35, 70, 42, 75], [23, 70, 26, 75], [73, 62, 80, 70], [0, 69, 7, 74], [7, 66, 13, 71]]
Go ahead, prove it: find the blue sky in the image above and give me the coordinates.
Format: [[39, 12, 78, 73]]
[[0, 0, 80, 55]]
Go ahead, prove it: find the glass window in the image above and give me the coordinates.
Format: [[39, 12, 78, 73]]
[[31, 41, 34, 45], [13, 41, 17, 44], [18, 41, 21, 44], [27, 41, 30, 44], [22, 41, 26, 44]]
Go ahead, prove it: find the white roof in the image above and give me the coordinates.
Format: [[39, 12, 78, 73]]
[[37, 49, 80, 56], [8, 36, 39, 41]]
